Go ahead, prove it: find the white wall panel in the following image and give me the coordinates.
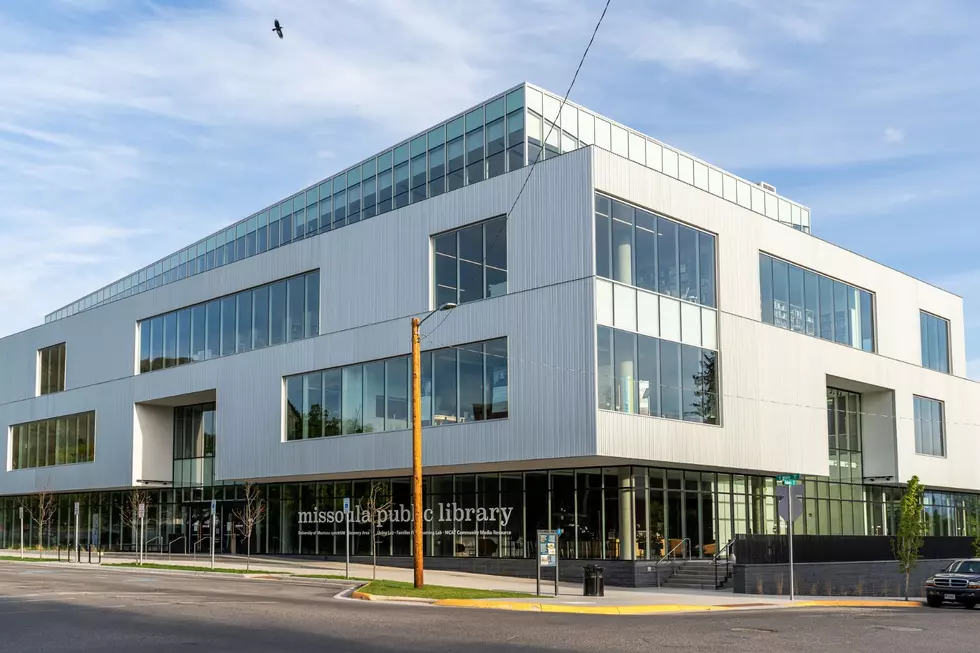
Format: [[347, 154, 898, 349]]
[[613, 284, 637, 331], [659, 297, 681, 342], [680, 302, 701, 346], [595, 279, 614, 326], [636, 291, 659, 337]]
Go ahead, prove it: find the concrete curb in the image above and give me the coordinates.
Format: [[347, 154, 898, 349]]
[[433, 600, 733, 615], [429, 598, 926, 615], [791, 600, 924, 608], [351, 589, 436, 604]]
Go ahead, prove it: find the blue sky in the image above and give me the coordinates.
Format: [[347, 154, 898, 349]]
[[1, 0, 979, 375]]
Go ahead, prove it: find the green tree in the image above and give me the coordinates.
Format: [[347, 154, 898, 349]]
[[892, 475, 926, 601]]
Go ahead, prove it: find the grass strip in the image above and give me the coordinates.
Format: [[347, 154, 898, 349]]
[[359, 579, 535, 600], [104, 562, 268, 574]]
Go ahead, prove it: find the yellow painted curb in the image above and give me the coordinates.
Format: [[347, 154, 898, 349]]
[[791, 600, 924, 608], [351, 590, 375, 601], [433, 599, 736, 615]]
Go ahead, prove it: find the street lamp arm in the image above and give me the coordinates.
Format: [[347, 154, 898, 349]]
[[418, 302, 457, 326]]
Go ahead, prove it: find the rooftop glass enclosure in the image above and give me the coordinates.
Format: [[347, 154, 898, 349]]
[[46, 83, 811, 323]]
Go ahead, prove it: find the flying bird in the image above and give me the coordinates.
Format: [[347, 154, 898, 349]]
[[272, 19, 283, 39]]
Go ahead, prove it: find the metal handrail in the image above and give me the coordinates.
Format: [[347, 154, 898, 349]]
[[713, 537, 737, 589], [654, 537, 691, 588], [192, 536, 211, 558], [146, 536, 162, 555], [168, 536, 186, 561]]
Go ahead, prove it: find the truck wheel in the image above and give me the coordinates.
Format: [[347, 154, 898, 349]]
[[926, 597, 943, 608]]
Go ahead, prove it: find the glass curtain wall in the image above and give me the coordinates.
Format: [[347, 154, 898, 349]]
[[139, 271, 319, 373], [284, 338, 508, 440], [919, 311, 951, 373], [52, 88, 525, 322], [0, 470, 978, 555], [760, 254, 875, 352], [38, 343, 67, 395]]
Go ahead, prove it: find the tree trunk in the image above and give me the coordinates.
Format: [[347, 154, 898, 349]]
[[246, 535, 251, 572], [905, 571, 910, 601], [372, 521, 377, 581]]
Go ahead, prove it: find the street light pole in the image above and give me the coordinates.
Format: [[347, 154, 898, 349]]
[[411, 303, 455, 590], [411, 317, 424, 590]]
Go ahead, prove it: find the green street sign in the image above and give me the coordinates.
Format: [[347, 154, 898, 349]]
[[777, 474, 801, 485]]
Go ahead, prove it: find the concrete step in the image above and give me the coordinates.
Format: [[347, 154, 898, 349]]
[[661, 579, 722, 589]]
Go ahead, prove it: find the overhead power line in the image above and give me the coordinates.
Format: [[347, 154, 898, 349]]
[[423, 0, 613, 341]]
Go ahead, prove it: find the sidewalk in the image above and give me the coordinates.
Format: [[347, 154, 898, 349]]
[[0, 549, 925, 615]]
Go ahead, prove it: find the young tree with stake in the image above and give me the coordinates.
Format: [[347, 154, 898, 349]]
[[120, 488, 151, 559], [20, 491, 57, 556], [361, 481, 393, 580], [232, 482, 266, 571], [893, 475, 926, 601]]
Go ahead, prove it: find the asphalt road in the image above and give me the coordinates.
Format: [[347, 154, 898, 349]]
[[0, 562, 976, 652]]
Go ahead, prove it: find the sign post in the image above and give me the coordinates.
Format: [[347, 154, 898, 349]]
[[536, 530, 560, 597], [74, 502, 80, 564], [343, 497, 351, 579], [19, 506, 24, 559], [776, 479, 805, 601], [210, 499, 216, 570], [137, 503, 145, 565]]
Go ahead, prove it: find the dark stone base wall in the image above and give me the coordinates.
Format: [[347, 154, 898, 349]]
[[323, 555, 672, 588], [734, 559, 958, 597]]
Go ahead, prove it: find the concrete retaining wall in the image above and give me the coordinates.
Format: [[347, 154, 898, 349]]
[[734, 559, 957, 597], [324, 555, 674, 588]]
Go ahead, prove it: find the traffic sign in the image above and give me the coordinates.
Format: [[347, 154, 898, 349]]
[[775, 485, 804, 524], [343, 497, 351, 513], [777, 474, 801, 486], [137, 503, 145, 519], [74, 501, 80, 516], [211, 499, 216, 513]]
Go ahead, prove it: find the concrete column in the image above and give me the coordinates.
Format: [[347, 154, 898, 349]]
[[615, 236, 632, 284], [617, 357, 634, 413], [618, 469, 635, 561]]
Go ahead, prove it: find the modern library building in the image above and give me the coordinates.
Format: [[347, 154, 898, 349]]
[[1, 83, 978, 583]]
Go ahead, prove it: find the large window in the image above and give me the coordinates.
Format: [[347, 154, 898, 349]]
[[138, 270, 319, 373], [173, 403, 216, 488], [920, 311, 950, 373], [10, 412, 95, 470], [597, 326, 719, 425], [594, 193, 716, 309], [914, 396, 945, 457], [433, 218, 507, 307], [827, 389, 862, 482], [284, 338, 508, 441], [38, 343, 66, 395], [759, 254, 875, 352]]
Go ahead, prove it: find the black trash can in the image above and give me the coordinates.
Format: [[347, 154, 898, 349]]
[[583, 565, 605, 597]]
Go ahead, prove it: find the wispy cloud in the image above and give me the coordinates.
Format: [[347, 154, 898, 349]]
[[623, 19, 753, 72], [883, 127, 905, 144]]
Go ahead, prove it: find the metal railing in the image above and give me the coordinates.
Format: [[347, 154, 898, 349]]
[[168, 536, 186, 562], [713, 537, 737, 589], [145, 536, 162, 557], [655, 538, 691, 588], [192, 536, 211, 559]]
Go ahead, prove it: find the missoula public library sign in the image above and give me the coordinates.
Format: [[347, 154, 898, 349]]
[[299, 503, 516, 538]]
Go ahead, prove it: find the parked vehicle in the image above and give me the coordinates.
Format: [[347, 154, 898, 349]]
[[925, 560, 980, 609]]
